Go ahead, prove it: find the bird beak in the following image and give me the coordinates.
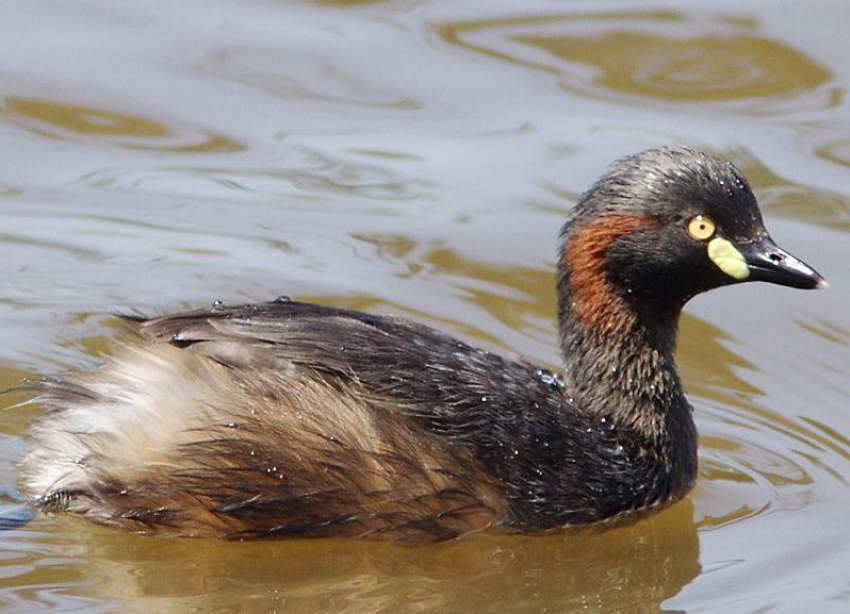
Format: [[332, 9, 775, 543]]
[[737, 236, 827, 290]]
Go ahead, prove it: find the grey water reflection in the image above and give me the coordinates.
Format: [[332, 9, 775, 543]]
[[77, 148, 431, 204]]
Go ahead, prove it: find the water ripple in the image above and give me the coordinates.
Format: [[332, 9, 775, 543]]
[[76, 145, 432, 205], [2, 97, 244, 153], [199, 45, 419, 109], [437, 11, 838, 114]]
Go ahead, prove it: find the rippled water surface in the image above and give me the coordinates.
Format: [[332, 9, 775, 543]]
[[0, 1, 848, 612]]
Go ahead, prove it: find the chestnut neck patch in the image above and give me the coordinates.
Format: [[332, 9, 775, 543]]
[[564, 214, 660, 334]]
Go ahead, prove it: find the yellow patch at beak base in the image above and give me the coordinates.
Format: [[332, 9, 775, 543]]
[[707, 237, 750, 280]]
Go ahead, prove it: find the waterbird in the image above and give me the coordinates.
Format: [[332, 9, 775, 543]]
[[19, 146, 825, 540]]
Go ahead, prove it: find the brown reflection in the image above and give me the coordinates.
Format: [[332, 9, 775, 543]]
[[678, 314, 761, 401], [5, 98, 167, 137], [424, 247, 556, 343], [797, 317, 850, 347], [347, 148, 423, 161], [519, 32, 831, 102], [136, 132, 244, 154], [35, 499, 698, 614], [0, 363, 41, 436], [3, 96, 243, 153], [437, 12, 837, 110], [349, 233, 421, 277], [815, 136, 850, 168]]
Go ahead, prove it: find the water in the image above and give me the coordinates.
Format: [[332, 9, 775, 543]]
[[0, 1, 849, 612]]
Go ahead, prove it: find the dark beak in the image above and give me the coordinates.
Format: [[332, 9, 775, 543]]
[[738, 236, 827, 290]]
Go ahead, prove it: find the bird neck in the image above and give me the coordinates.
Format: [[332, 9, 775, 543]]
[[556, 251, 692, 447], [556, 273, 699, 501], [556, 215, 694, 439], [560, 296, 683, 423]]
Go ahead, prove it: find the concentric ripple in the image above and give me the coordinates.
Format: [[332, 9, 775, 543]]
[[437, 11, 838, 114]]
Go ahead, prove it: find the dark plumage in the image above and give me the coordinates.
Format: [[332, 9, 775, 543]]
[[19, 146, 825, 540]]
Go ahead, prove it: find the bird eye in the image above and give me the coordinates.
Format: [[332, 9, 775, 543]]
[[687, 215, 716, 241]]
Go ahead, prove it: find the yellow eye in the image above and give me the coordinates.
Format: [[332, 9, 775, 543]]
[[687, 215, 716, 241]]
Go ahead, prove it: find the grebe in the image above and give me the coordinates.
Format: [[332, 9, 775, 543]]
[[20, 146, 825, 540]]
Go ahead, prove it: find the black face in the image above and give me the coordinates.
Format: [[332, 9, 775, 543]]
[[574, 147, 825, 309]]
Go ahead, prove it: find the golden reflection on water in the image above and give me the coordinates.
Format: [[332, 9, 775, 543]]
[[2, 97, 244, 153], [0, 365, 40, 436], [6, 98, 167, 137], [341, 234, 560, 353], [24, 499, 698, 614], [438, 11, 837, 111], [679, 315, 760, 398], [815, 136, 850, 167], [518, 32, 831, 102], [424, 248, 556, 338]]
